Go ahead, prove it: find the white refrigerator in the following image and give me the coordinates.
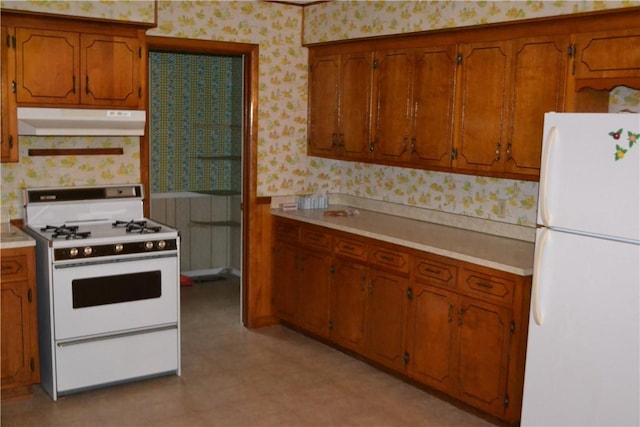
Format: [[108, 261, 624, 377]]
[[521, 112, 640, 426]]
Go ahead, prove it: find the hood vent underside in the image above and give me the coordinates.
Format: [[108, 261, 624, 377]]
[[17, 107, 146, 136]]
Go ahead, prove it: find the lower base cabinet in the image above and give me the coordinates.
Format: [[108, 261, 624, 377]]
[[272, 217, 531, 425], [1, 246, 40, 400]]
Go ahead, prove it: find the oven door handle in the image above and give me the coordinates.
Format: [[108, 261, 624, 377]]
[[56, 323, 178, 347], [54, 253, 178, 269]]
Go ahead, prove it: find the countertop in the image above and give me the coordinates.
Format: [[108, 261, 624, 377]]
[[0, 223, 36, 250], [272, 206, 534, 276]]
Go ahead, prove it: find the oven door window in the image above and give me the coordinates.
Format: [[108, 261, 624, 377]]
[[73, 271, 161, 308]]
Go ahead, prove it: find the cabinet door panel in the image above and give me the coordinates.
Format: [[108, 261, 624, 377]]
[[455, 42, 511, 172], [406, 283, 456, 392], [15, 28, 79, 104], [1, 285, 30, 387], [573, 29, 640, 80], [412, 45, 457, 168], [298, 250, 331, 338], [339, 52, 373, 161], [308, 55, 340, 157], [367, 269, 408, 371], [81, 34, 140, 107], [330, 260, 368, 353], [372, 49, 413, 162], [505, 36, 567, 176], [456, 296, 511, 417], [272, 243, 298, 324], [1, 26, 18, 163]]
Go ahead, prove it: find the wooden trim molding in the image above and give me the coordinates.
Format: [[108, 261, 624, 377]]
[[28, 148, 123, 156], [144, 36, 266, 329]]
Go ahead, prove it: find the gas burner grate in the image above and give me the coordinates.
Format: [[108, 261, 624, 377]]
[[41, 224, 92, 240], [113, 220, 161, 234]]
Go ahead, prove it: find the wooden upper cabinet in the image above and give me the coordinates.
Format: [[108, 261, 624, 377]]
[[454, 40, 512, 174], [306, 9, 639, 181], [307, 52, 373, 161], [339, 52, 373, 161], [15, 28, 79, 105], [81, 34, 141, 107], [504, 36, 568, 177], [371, 49, 414, 163], [455, 36, 568, 179], [308, 54, 340, 157], [12, 27, 142, 108], [572, 28, 640, 84], [1, 26, 18, 163], [411, 45, 457, 169]]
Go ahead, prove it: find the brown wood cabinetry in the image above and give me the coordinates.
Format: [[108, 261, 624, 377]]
[[1, 25, 18, 162], [0, 11, 150, 163], [271, 216, 532, 424], [307, 8, 640, 181], [308, 52, 373, 161], [1, 246, 40, 400], [271, 219, 332, 338], [410, 45, 457, 169], [13, 28, 142, 107], [453, 36, 568, 178]]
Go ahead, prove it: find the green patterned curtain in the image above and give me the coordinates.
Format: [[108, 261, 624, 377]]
[[149, 52, 243, 193]]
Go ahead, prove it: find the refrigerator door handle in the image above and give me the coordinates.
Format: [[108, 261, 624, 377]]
[[539, 126, 558, 227], [532, 228, 549, 326]]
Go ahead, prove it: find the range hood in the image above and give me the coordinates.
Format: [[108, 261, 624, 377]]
[[17, 107, 146, 136]]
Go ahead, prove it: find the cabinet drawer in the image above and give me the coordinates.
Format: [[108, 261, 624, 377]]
[[334, 236, 367, 262], [0, 255, 28, 282], [412, 254, 457, 289], [459, 268, 514, 306], [273, 220, 299, 244], [299, 227, 331, 252], [370, 245, 409, 274]]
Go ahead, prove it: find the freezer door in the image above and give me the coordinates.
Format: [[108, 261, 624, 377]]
[[522, 227, 639, 426], [538, 113, 640, 242]]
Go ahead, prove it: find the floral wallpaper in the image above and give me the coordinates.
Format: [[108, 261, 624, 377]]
[[1, 1, 638, 229]]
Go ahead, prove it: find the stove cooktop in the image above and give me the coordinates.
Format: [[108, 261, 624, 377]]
[[28, 218, 178, 246]]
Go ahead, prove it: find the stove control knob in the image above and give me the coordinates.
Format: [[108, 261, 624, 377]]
[[114, 243, 124, 253], [145, 241, 154, 250], [83, 247, 93, 256], [157, 240, 167, 249], [69, 248, 79, 257]]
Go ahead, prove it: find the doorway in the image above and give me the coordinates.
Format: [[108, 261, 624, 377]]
[[142, 36, 259, 326]]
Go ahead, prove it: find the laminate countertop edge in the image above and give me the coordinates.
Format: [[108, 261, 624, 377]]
[[272, 206, 535, 276], [0, 223, 36, 250]]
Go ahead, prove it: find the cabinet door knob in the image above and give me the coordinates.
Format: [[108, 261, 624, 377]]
[[495, 142, 501, 161]]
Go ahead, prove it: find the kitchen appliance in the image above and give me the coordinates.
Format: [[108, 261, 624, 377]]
[[521, 113, 640, 426], [23, 184, 180, 401], [17, 107, 146, 136]]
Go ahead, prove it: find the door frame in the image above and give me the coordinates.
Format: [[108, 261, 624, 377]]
[[142, 36, 259, 326]]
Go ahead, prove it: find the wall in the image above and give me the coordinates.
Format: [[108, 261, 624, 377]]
[[1, 1, 638, 229]]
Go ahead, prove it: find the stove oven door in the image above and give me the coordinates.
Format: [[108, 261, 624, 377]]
[[52, 253, 178, 340]]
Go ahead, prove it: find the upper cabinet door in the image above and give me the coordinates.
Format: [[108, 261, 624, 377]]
[[573, 28, 640, 82], [411, 45, 457, 169], [15, 28, 80, 105], [308, 54, 340, 157], [81, 34, 141, 107], [339, 52, 373, 162], [371, 49, 414, 163], [454, 41, 512, 173], [503, 36, 568, 177]]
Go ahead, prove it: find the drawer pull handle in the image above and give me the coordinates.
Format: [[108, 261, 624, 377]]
[[475, 281, 494, 289], [424, 267, 440, 274], [342, 245, 355, 251], [380, 255, 395, 262]]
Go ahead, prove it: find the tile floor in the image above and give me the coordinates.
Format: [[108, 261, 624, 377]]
[[1, 276, 495, 426]]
